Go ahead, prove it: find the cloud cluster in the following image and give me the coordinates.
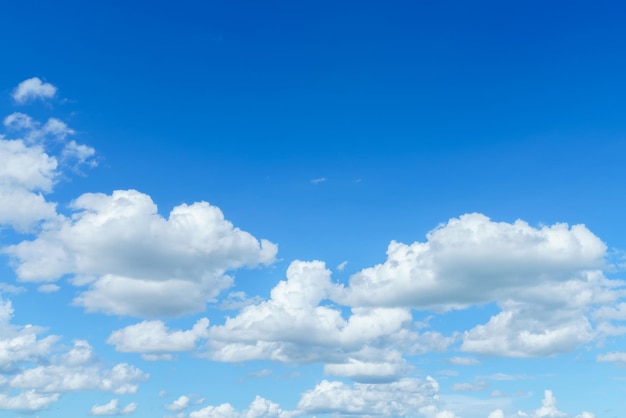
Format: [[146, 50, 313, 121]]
[[6, 189, 277, 317], [205, 260, 444, 382], [336, 214, 622, 357], [0, 296, 148, 412]]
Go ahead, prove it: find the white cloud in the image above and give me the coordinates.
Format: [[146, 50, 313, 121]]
[[488, 410, 505, 418], [37, 284, 60, 293], [108, 318, 209, 355], [0, 296, 147, 412], [0, 137, 58, 232], [450, 381, 489, 392], [0, 110, 95, 233], [336, 214, 621, 357], [63, 140, 96, 166], [340, 213, 606, 310], [6, 189, 277, 317], [0, 297, 59, 372], [0, 390, 60, 412], [189, 395, 293, 418], [297, 377, 439, 417], [447, 356, 479, 366], [532, 390, 566, 418], [10, 353, 148, 395], [337, 260, 348, 271], [596, 351, 626, 364], [207, 260, 435, 382], [310, 177, 327, 185], [90, 399, 138, 416], [12, 77, 57, 104], [166, 395, 190, 411]]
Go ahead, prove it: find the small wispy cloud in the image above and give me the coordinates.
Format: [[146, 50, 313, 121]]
[[337, 261, 348, 271], [311, 177, 327, 185], [447, 356, 479, 366]]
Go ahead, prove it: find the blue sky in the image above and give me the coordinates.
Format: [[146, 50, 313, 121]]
[[1, 1, 626, 417]]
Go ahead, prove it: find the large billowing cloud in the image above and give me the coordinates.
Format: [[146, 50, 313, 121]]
[[339, 213, 606, 310], [6, 189, 277, 317], [206, 260, 447, 382], [334, 214, 623, 357]]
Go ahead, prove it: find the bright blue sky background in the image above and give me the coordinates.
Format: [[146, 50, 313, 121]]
[[1, 1, 626, 417]]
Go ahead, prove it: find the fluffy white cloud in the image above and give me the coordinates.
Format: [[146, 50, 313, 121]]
[[488, 410, 505, 418], [90, 399, 138, 415], [335, 214, 622, 357], [0, 391, 60, 412], [9, 350, 148, 395], [0, 296, 147, 412], [6, 189, 277, 317], [0, 108, 95, 233], [12, 77, 57, 103], [0, 137, 58, 232], [207, 260, 441, 381], [532, 390, 566, 418], [339, 214, 606, 310], [108, 318, 209, 356], [166, 395, 191, 411], [189, 395, 293, 418], [297, 377, 439, 417], [0, 297, 59, 372]]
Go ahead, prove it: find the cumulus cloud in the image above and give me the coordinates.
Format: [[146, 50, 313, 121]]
[[0, 296, 147, 412], [6, 189, 277, 317], [297, 377, 439, 416], [189, 395, 293, 418], [339, 214, 606, 309], [0, 391, 60, 412], [90, 399, 138, 415], [0, 105, 95, 233], [532, 390, 566, 418], [206, 260, 443, 381], [0, 136, 59, 231], [336, 214, 623, 357], [165, 395, 191, 411], [108, 318, 209, 356], [12, 77, 57, 103]]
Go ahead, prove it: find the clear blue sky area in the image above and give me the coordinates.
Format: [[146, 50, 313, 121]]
[[1, 1, 626, 417]]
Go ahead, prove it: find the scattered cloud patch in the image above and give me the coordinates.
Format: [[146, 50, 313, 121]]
[[310, 177, 327, 185], [447, 356, 479, 366], [12, 77, 57, 104], [297, 377, 440, 417], [37, 284, 60, 293], [336, 261, 348, 271], [165, 395, 190, 411], [189, 395, 294, 418], [90, 399, 137, 416]]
